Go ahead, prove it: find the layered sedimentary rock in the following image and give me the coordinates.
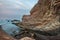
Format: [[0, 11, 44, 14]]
[[11, 0, 60, 40], [20, 0, 60, 32]]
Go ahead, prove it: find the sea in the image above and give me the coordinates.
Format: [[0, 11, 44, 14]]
[[0, 19, 20, 36]]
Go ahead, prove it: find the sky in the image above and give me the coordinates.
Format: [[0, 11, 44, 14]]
[[0, 0, 38, 20]]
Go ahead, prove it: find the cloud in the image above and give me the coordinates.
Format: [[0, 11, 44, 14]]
[[15, 1, 29, 9], [0, 3, 2, 6], [18, 0, 38, 9], [0, 0, 29, 9], [0, 0, 38, 20], [1, 10, 13, 14], [0, 2, 4, 7], [6, 0, 29, 9]]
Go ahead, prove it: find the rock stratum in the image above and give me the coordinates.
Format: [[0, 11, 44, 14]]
[[16, 0, 60, 33], [12, 0, 60, 40]]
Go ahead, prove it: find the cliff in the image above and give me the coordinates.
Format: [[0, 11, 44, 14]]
[[18, 0, 60, 32], [11, 0, 60, 40]]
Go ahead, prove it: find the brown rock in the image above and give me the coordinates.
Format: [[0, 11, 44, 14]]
[[20, 37, 35, 40], [18, 0, 60, 32], [0, 28, 16, 40], [12, 0, 60, 40]]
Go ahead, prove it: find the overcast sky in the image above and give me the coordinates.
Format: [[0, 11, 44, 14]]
[[0, 0, 38, 20]]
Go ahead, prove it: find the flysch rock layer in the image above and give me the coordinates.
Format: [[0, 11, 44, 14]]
[[17, 0, 60, 32], [12, 0, 60, 40]]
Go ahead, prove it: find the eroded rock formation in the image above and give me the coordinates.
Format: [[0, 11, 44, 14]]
[[12, 0, 60, 40], [16, 0, 60, 34]]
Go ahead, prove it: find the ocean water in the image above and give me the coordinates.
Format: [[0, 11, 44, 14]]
[[0, 19, 20, 35]]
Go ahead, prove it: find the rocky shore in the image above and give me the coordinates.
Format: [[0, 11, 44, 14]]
[[13, 0, 60, 40], [14, 0, 60, 35], [1, 0, 60, 40]]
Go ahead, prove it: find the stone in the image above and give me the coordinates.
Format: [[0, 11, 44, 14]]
[[16, 0, 60, 34], [11, 0, 60, 40], [20, 37, 35, 40], [0, 27, 16, 40]]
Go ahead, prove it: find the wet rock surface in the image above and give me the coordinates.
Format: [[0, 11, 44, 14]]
[[13, 29, 60, 40]]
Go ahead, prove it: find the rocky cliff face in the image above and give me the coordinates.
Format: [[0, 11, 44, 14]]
[[11, 0, 60, 40], [20, 0, 60, 32]]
